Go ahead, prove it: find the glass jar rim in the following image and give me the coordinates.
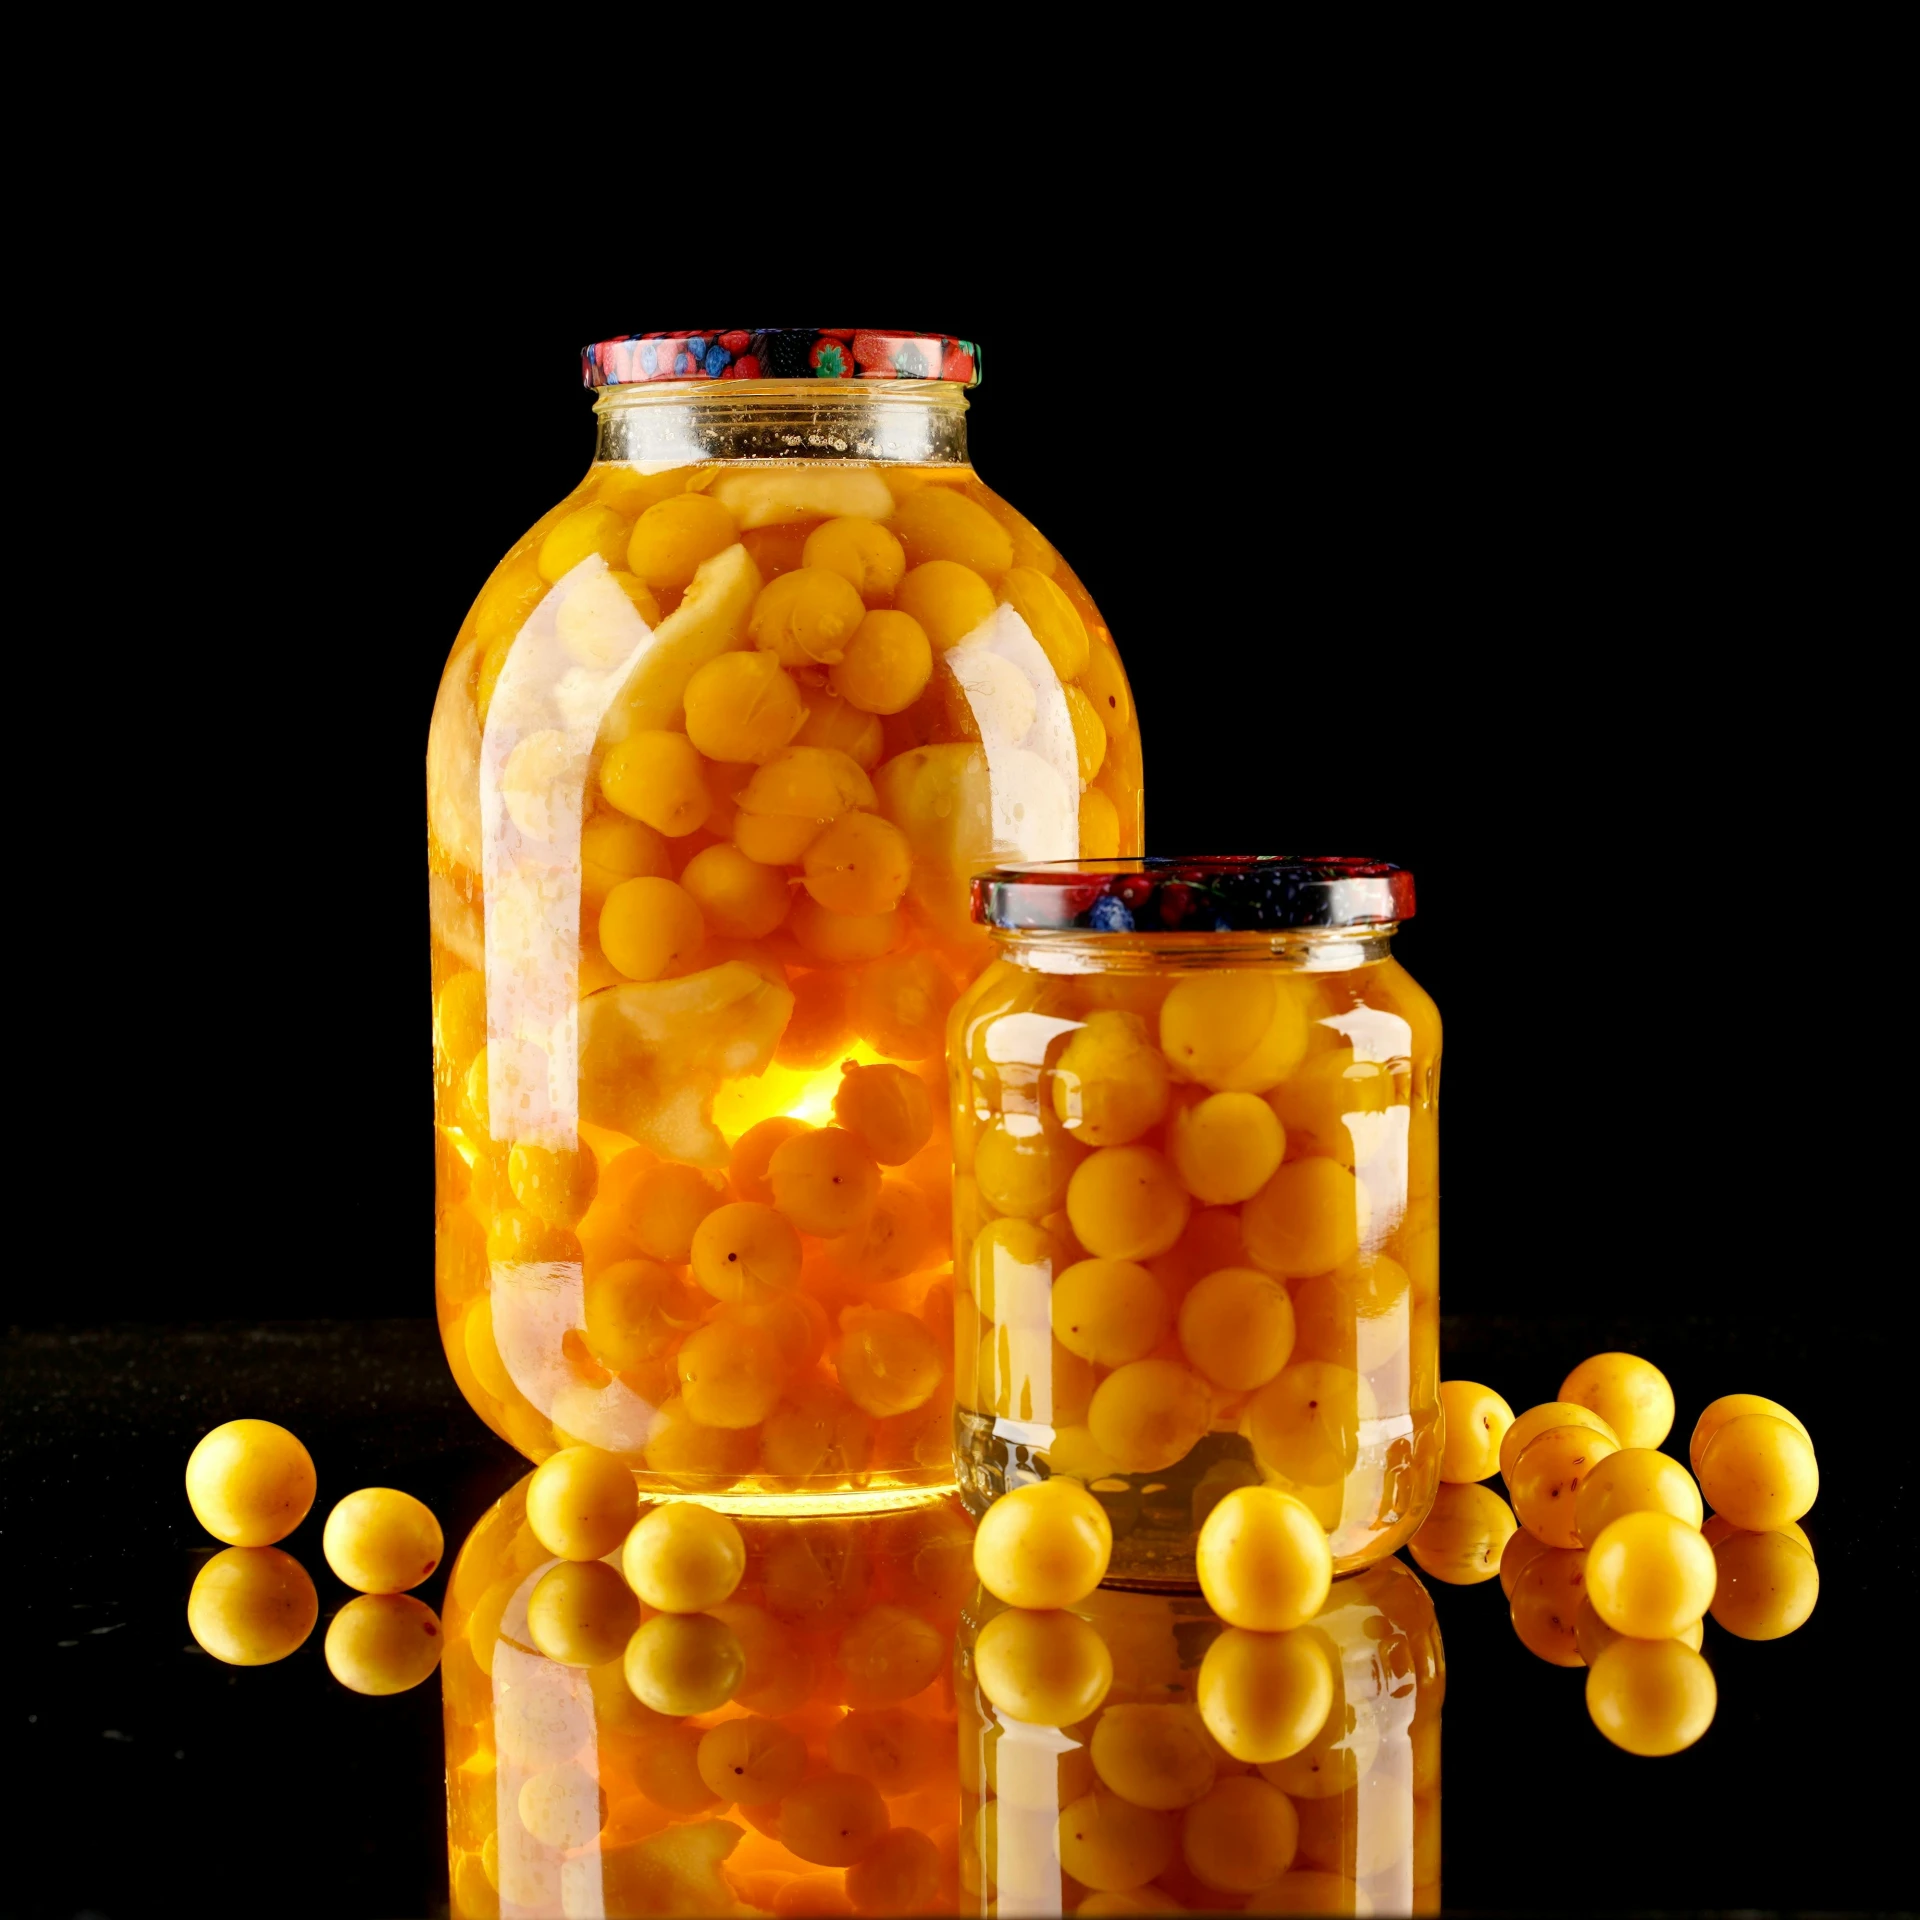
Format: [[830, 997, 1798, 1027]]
[[583, 329, 980, 389], [972, 857, 1415, 935]]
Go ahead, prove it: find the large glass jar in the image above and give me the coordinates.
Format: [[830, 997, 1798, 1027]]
[[428, 331, 1143, 1498], [949, 858, 1439, 1579]]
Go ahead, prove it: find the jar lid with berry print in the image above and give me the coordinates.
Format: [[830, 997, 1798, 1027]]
[[582, 328, 981, 388], [972, 857, 1416, 936]]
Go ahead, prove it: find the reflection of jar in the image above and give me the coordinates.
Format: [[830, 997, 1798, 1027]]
[[950, 858, 1440, 1580], [442, 1474, 972, 1918], [958, 1555, 1442, 1915], [427, 331, 1143, 1493]]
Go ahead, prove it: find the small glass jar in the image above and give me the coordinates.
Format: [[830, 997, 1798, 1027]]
[[957, 1556, 1443, 1913], [949, 857, 1440, 1580], [427, 329, 1144, 1498]]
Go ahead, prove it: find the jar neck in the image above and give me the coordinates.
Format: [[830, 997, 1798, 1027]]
[[592, 380, 970, 469], [992, 927, 1399, 973]]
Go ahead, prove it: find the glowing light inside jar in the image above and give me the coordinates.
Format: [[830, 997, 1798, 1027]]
[[710, 1042, 888, 1140]]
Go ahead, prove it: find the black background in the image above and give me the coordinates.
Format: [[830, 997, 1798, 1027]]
[[50, 259, 1891, 1341]]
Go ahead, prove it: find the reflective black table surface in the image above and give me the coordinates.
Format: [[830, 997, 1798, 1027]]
[[3, 1317, 1897, 1919]]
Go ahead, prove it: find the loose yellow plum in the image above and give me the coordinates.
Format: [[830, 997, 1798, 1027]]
[[185, 1420, 316, 1548], [1437, 1380, 1514, 1484]]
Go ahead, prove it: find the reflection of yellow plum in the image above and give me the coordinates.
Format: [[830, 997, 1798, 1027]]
[[187, 1547, 318, 1666], [1509, 1548, 1589, 1666], [1197, 1626, 1333, 1764], [1700, 1512, 1812, 1554], [623, 1613, 745, 1716], [526, 1561, 639, 1668], [325, 1593, 445, 1694], [973, 1607, 1113, 1727], [1574, 1596, 1703, 1666], [1709, 1527, 1819, 1640], [1586, 1637, 1716, 1755], [1499, 1524, 1550, 1598]]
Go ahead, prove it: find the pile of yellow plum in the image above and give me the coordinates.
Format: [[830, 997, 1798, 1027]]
[[963, 1481, 1440, 1914], [442, 1451, 973, 1917], [1408, 1355, 1820, 1755], [183, 1419, 448, 1694], [428, 457, 1143, 1484]]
